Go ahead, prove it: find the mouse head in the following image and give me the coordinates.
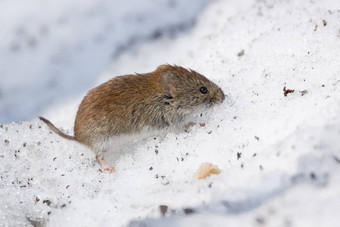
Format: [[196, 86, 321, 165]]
[[158, 65, 225, 113]]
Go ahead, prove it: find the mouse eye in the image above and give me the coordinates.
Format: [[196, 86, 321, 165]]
[[199, 86, 208, 94]]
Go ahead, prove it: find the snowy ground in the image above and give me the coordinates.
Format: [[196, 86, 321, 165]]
[[0, 0, 209, 123], [1, 0, 340, 226]]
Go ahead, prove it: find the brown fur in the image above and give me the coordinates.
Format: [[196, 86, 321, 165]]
[[40, 65, 225, 172]]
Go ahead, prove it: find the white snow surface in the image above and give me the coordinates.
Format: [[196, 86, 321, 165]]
[[0, 0, 209, 123], [1, 0, 340, 226]]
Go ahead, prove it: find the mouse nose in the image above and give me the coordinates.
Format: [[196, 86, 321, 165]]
[[217, 89, 226, 103], [221, 92, 226, 102], [210, 93, 225, 104]]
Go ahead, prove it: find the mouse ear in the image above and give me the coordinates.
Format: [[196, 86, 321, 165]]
[[156, 64, 170, 71], [160, 71, 177, 97]]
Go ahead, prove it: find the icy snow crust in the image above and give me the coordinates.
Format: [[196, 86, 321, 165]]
[[1, 0, 340, 226]]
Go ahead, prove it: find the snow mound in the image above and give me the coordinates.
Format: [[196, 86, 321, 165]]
[[0, 0, 209, 123]]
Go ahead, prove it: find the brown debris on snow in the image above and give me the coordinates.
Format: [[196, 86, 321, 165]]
[[283, 86, 295, 97]]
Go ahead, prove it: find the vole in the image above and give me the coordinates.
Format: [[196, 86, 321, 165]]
[[40, 65, 225, 173]]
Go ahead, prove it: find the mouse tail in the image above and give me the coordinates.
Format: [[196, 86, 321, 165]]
[[39, 116, 77, 141]]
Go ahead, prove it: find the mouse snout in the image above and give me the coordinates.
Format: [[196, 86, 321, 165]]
[[219, 90, 226, 103], [214, 88, 226, 104], [208, 89, 225, 106]]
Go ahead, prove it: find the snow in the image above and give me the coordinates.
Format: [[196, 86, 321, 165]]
[[1, 0, 340, 226], [0, 0, 209, 123]]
